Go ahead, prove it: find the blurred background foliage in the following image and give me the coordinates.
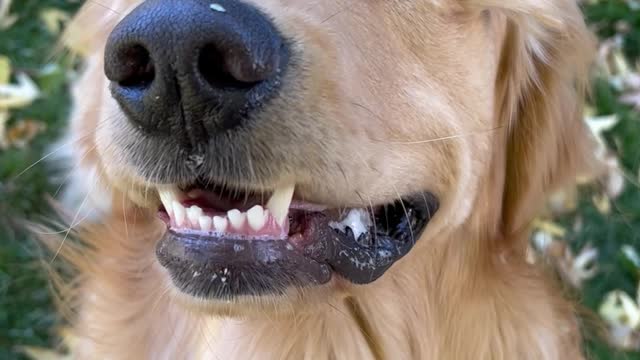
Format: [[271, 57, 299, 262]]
[[0, 0, 638, 359]]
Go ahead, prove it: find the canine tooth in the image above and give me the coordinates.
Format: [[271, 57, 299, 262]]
[[227, 209, 246, 230], [199, 216, 213, 231], [187, 206, 203, 226], [266, 184, 295, 226], [329, 208, 371, 240], [158, 185, 185, 215], [213, 216, 229, 232], [247, 205, 267, 231], [173, 201, 186, 227]]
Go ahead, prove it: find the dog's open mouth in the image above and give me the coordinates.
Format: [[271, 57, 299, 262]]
[[155, 181, 439, 299]]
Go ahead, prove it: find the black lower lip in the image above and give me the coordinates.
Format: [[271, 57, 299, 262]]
[[156, 192, 439, 298], [156, 232, 332, 298]]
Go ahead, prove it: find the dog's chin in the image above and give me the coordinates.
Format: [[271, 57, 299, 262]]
[[153, 181, 439, 303]]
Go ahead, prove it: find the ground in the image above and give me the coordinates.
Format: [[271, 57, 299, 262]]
[[0, 1, 639, 359]]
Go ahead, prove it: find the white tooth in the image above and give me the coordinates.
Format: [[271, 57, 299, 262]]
[[227, 209, 246, 230], [173, 201, 186, 227], [159, 192, 173, 215], [187, 206, 203, 227], [266, 184, 295, 226], [199, 216, 213, 231], [213, 216, 229, 232], [329, 208, 371, 241], [158, 185, 185, 215], [247, 205, 267, 231]]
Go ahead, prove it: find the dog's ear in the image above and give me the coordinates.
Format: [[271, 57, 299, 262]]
[[471, 0, 598, 234]]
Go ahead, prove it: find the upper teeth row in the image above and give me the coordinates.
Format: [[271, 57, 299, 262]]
[[157, 184, 295, 232]]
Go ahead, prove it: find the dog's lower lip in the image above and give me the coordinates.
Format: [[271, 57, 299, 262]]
[[155, 188, 440, 298]]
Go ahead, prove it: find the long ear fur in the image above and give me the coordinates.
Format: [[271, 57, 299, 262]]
[[470, 0, 598, 234], [62, 0, 135, 56]]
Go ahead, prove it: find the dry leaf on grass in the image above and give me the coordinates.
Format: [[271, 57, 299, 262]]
[[594, 33, 640, 111], [0, 111, 8, 148], [560, 243, 599, 289], [621, 245, 640, 280], [6, 119, 46, 148], [592, 193, 612, 215], [532, 219, 567, 238], [0, 55, 10, 148], [0, 0, 18, 30], [585, 112, 620, 161], [0, 72, 40, 109], [0, 55, 10, 84], [546, 186, 579, 216], [40, 8, 71, 35], [530, 229, 599, 289], [599, 289, 640, 350], [0, 54, 43, 148], [20, 327, 78, 360], [602, 155, 626, 199], [18, 346, 71, 360]]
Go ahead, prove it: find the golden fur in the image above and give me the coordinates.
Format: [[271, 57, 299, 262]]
[[42, 0, 598, 358]]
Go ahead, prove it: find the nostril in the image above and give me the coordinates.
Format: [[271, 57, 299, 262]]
[[114, 45, 155, 88], [104, 0, 289, 136], [198, 44, 257, 90]]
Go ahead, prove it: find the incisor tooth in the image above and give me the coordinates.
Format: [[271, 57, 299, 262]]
[[227, 210, 246, 230], [187, 206, 203, 226], [266, 184, 295, 226], [213, 216, 228, 232], [247, 205, 266, 231], [173, 201, 186, 227], [199, 216, 213, 231]]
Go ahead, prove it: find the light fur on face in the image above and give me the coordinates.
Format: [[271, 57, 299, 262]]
[[40, 0, 597, 358]]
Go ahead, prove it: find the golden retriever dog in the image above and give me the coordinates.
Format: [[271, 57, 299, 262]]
[[46, 0, 598, 358]]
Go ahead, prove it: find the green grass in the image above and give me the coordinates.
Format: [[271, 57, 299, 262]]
[[0, 1, 639, 359], [0, 1, 81, 359]]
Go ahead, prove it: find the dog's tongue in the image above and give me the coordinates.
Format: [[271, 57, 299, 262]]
[[292, 214, 416, 285]]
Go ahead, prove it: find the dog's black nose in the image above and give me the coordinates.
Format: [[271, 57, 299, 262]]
[[104, 0, 287, 139]]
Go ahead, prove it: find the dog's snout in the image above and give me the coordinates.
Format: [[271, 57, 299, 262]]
[[104, 0, 288, 138]]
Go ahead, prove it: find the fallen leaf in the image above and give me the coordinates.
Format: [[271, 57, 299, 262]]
[[547, 186, 579, 215], [40, 8, 71, 35], [5, 119, 46, 148], [0, 110, 8, 148], [562, 245, 598, 287], [620, 90, 640, 111], [595, 36, 623, 78], [592, 193, 611, 215], [531, 230, 555, 253], [611, 49, 632, 82], [627, 0, 640, 10], [599, 290, 640, 350], [0, 72, 40, 109], [532, 219, 567, 238], [603, 155, 626, 199], [19, 326, 78, 360], [530, 229, 598, 289], [621, 245, 640, 280], [565, 244, 599, 288], [0, 0, 18, 30], [0, 55, 10, 84], [18, 346, 71, 360], [585, 113, 620, 162]]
